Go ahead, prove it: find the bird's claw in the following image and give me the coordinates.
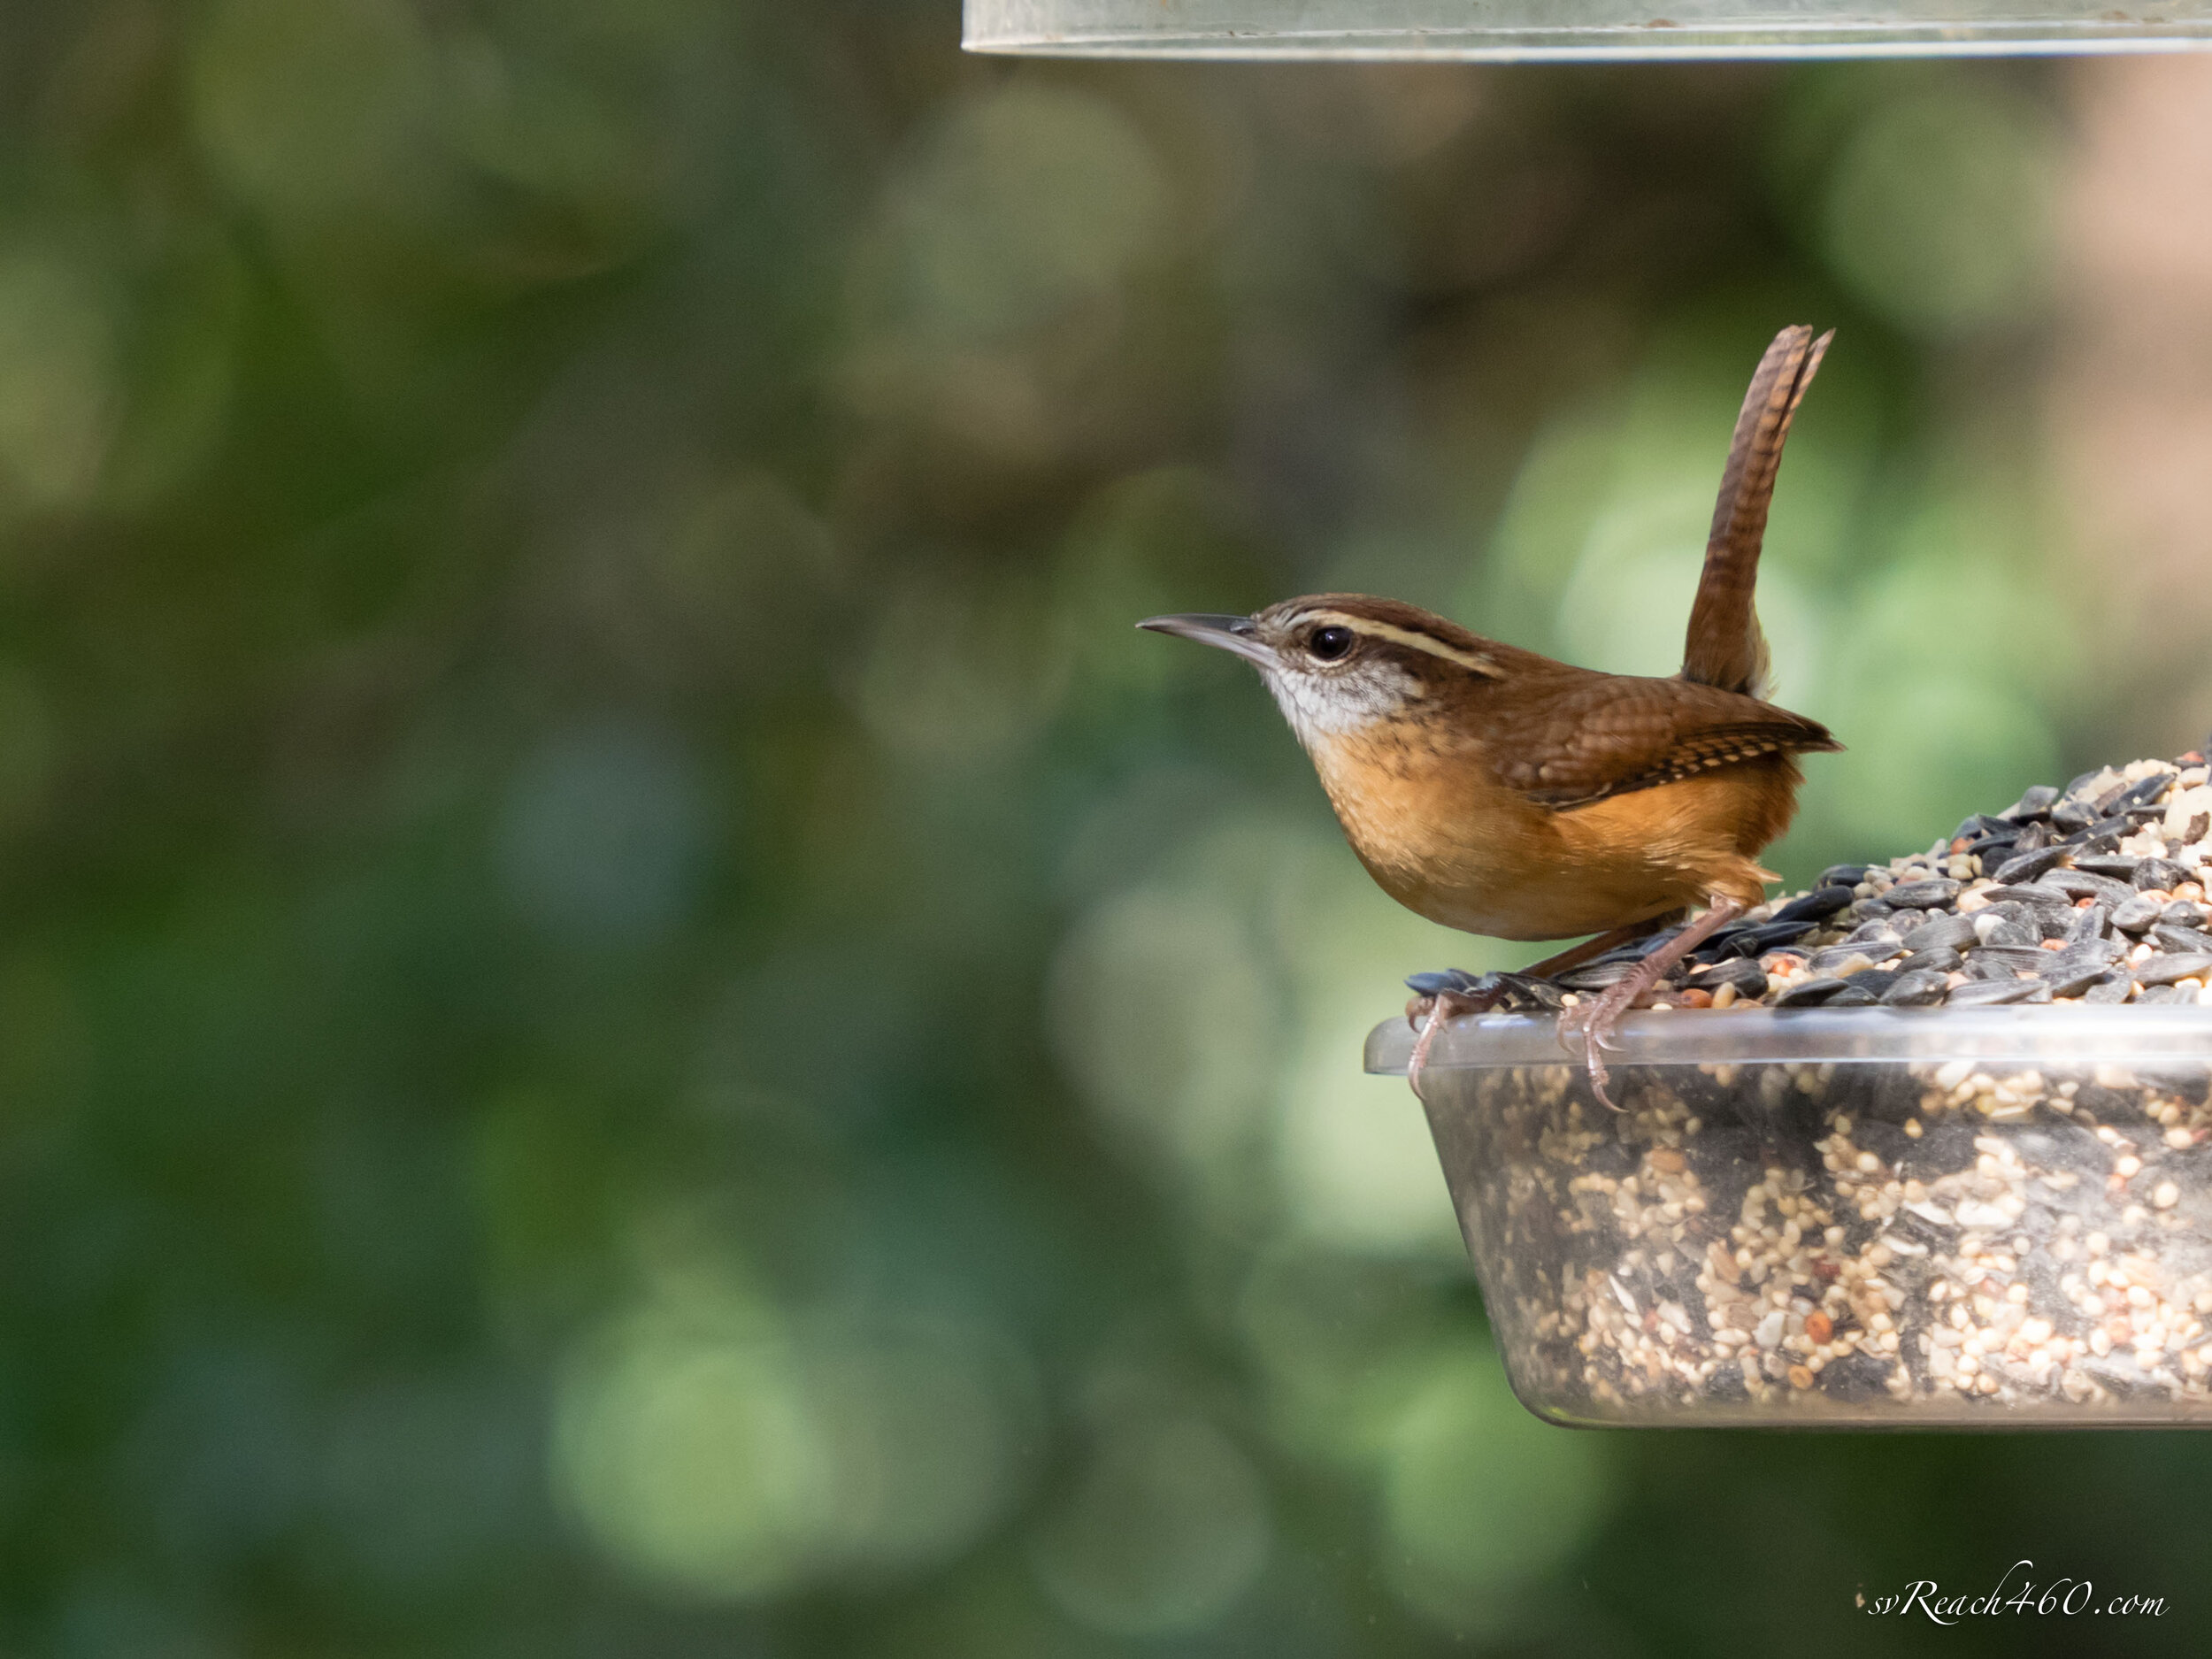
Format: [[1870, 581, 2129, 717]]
[[1408, 965, 1645, 1109], [1403, 971, 1517, 1102], [1404, 969, 1510, 1031], [1561, 982, 1640, 1111], [1554, 894, 1742, 1112], [1583, 1039, 1617, 1112], [1406, 969, 1564, 1021], [1405, 967, 1502, 1005], [1404, 991, 1478, 1102]]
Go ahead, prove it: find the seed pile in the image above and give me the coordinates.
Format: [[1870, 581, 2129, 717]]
[[1638, 753, 2212, 1010], [1409, 754, 2212, 1421], [1418, 752, 2212, 1015]]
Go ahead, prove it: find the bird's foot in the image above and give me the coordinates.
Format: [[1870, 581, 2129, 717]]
[[1555, 895, 1749, 1113], [1402, 970, 1517, 1102], [1405, 967, 1502, 1010], [1557, 980, 1644, 1112], [1407, 968, 1568, 1013]]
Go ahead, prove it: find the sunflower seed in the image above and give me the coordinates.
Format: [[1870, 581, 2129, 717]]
[[2152, 923, 2212, 956], [2136, 953, 2212, 987], [1899, 947, 1963, 976], [1773, 886, 1855, 924], [1885, 879, 1962, 910], [2066, 903, 2112, 947], [2001, 784, 2059, 821], [2051, 800, 2100, 834], [1879, 969, 1950, 1006], [1902, 912, 1978, 952], [2071, 856, 2144, 882], [2039, 954, 2119, 997], [1695, 918, 1816, 962], [1687, 956, 1768, 996], [2136, 856, 2191, 892], [1966, 946, 2051, 975], [1993, 845, 2066, 885], [2039, 869, 2133, 904], [1773, 977, 1850, 1008], [2100, 771, 2177, 815], [2110, 893, 2166, 933], [1947, 979, 2051, 1006]]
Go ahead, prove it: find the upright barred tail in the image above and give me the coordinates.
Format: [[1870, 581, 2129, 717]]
[[1682, 325, 1833, 700]]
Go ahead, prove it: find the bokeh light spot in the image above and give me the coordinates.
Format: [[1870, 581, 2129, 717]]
[[0, 665, 57, 828], [1271, 847, 1479, 1257], [1806, 506, 2067, 848], [889, 82, 1167, 344], [803, 1321, 1036, 1580], [851, 572, 1071, 765], [555, 1246, 1035, 1604], [554, 1302, 833, 1601], [497, 718, 705, 945], [0, 252, 116, 510], [1049, 882, 1279, 1185], [1818, 670, 2057, 849], [1030, 1409, 1271, 1638], [1821, 84, 2060, 337], [1379, 1342, 1613, 1634], [188, 0, 438, 217], [319, 1371, 541, 1598]]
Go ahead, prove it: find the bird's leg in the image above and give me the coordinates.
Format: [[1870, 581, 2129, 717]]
[[1403, 919, 1670, 1028], [1405, 987, 1478, 1104], [1521, 920, 1674, 984], [1402, 919, 1671, 1102], [1560, 896, 1747, 1112]]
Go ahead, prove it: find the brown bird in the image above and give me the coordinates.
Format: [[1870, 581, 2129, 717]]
[[1140, 325, 1841, 1106]]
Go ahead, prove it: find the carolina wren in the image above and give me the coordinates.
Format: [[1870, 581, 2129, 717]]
[[1141, 326, 1842, 1104]]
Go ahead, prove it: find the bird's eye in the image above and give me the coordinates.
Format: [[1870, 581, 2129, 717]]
[[1310, 626, 1355, 661]]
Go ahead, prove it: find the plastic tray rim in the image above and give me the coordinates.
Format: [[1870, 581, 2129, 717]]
[[1364, 1002, 2212, 1074]]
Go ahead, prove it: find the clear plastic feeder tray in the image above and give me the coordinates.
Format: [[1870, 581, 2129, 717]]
[[965, 0, 2212, 58], [1367, 1004, 2212, 1426]]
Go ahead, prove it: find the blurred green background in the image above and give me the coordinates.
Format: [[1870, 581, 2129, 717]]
[[2, 3, 2211, 1654]]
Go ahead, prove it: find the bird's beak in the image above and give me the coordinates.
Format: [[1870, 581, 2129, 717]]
[[1136, 613, 1279, 670]]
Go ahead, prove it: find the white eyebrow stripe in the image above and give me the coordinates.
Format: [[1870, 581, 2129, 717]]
[[1299, 611, 1502, 678]]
